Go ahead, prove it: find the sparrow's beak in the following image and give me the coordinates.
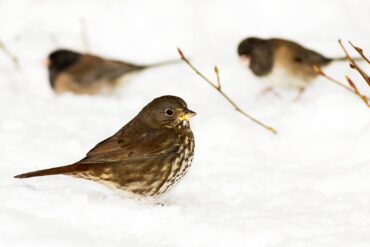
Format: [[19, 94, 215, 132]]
[[178, 109, 197, 121], [239, 55, 250, 66]]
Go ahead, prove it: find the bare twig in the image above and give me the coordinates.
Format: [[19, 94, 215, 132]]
[[346, 76, 370, 107], [314, 66, 369, 108], [80, 17, 90, 52], [349, 41, 370, 65], [178, 48, 277, 134], [339, 40, 370, 87], [214, 66, 221, 89], [0, 40, 20, 70], [314, 66, 358, 94], [315, 40, 370, 108]]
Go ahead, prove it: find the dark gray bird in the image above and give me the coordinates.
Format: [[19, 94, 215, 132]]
[[237, 37, 355, 97], [47, 49, 180, 95], [15, 96, 196, 197]]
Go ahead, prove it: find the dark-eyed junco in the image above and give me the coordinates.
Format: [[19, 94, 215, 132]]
[[47, 49, 180, 95], [237, 37, 356, 97], [15, 96, 196, 197]]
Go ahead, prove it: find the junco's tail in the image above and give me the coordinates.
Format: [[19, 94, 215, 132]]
[[113, 59, 182, 75], [14, 164, 80, 178], [331, 56, 363, 62], [144, 59, 182, 69]]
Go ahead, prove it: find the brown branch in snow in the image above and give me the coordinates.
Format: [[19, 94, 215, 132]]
[[314, 66, 370, 108], [315, 40, 370, 108], [345, 76, 369, 107], [314, 66, 359, 95], [0, 40, 20, 70], [214, 66, 221, 90], [177, 48, 277, 134], [339, 40, 370, 87], [348, 41, 370, 65]]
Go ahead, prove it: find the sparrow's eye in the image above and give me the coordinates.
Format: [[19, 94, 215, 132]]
[[165, 108, 174, 116]]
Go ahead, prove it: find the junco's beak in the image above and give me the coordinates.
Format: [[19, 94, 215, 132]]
[[239, 55, 250, 66], [178, 109, 197, 121], [43, 58, 50, 67]]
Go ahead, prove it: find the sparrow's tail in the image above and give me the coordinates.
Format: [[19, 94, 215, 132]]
[[14, 164, 80, 179], [331, 56, 363, 62]]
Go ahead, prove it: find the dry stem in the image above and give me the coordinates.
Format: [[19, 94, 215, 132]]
[[0, 40, 20, 70], [339, 40, 370, 87], [214, 66, 221, 89], [345, 76, 369, 106], [177, 48, 277, 134], [349, 41, 370, 65], [314, 66, 369, 108]]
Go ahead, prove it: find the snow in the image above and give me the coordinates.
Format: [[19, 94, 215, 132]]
[[0, 0, 370, 246]]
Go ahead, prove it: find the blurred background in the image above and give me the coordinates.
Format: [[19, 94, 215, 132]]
[[0, 0, 370, 246]]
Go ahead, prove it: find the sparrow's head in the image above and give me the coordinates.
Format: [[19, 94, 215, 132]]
[[140, 96, 196, 128], [47, 49, 81, 87]]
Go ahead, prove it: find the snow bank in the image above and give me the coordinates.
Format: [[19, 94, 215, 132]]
[[0, 0, 369, 246]]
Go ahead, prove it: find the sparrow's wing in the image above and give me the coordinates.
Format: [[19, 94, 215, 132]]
[[78, 122, 180, 165], [14, 118, 182, 179], [293, 48, 332, 66], [14, 126, 179, 179]]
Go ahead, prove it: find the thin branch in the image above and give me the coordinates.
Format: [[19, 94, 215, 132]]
[[80, 17, 90, 52], [314, 66, 358, 94], [349, 41, 370, 65], [346, 76, 370, 107], [178, 48, 277, 134], [314, 65, 369, 108], [0, 40, 20, 70], [214, 66, 221, 90], [339, 40, 370, 86]]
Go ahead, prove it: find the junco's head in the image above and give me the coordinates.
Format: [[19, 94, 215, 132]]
[[46, 49, 81, 87], [237, 37, 274, 76], [238, 37, 263, 57], [48, 49, 81, 72], [237, 37, 272, 64]]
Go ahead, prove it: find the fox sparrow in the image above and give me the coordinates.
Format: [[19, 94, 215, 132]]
[[15, 96, 196, 197]]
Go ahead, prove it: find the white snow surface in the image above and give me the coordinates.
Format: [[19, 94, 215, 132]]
[[1, 0, 370, 246]]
